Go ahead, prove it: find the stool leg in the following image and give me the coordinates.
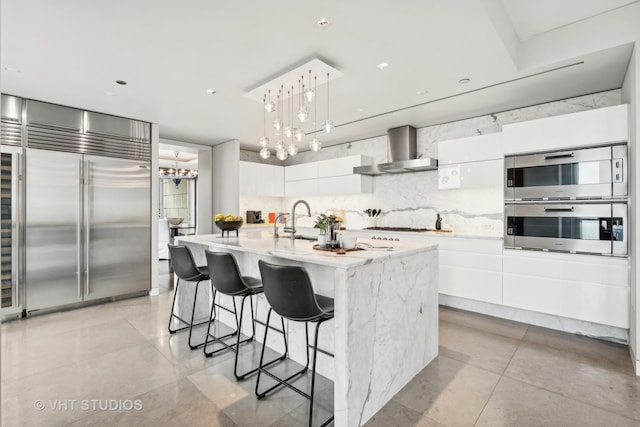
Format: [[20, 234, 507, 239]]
[[167, 278, 181, 333], [188, 280, 203, 349], [204, 293, 242, 357], [311, 319, 334, 427]]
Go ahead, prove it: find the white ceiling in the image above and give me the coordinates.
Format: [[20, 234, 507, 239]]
[[2, 0, 638, 154]]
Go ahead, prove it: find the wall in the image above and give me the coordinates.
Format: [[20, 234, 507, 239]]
[[623, 47, 639, 375], [241, 89, 622, 232], [212, 140, 240, 219]]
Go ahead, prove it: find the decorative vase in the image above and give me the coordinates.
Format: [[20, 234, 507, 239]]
[[317, 234, 327, 247]]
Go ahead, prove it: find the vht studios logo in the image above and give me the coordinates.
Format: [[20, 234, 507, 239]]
[[34, 399, 143, 411]]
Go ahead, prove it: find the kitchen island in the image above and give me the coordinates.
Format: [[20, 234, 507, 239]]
[[175, 230, 438, 426]]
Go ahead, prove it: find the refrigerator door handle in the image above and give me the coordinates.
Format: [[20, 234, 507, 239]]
[[77, 158, 83, 298], [84, 159, 91, 297]]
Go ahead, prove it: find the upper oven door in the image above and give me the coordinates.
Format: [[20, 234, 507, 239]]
[[505, 202, 627, 256], [504, 145, 626, 200]]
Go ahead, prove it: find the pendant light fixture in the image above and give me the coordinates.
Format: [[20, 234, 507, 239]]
[[158, 151, 198, 186], [322, 72, 334, 133], [259, 94, 271, 159], [247, 58, 343, 161], [310, 75, 322, 151]]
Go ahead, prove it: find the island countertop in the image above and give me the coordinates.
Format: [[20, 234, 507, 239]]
[[176, 230, 438, 269], [174, 230, 439, 426]]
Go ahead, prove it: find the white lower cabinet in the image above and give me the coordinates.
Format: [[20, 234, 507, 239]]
[[434, 237, 503, 305], [503, 250, 629, 328]]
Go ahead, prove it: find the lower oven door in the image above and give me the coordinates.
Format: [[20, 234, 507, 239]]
[[505, 202, 627, 256]]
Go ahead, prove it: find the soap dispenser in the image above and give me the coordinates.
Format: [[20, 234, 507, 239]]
[[435, 213, 442, 230]]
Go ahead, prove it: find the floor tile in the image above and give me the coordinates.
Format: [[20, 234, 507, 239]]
[[476, 376, 640, 427], [439, 306, 529, 340], [2, 319, 147, 382], [363, 400, 444, 427], [392, 354, 500, 427], [504, 340, 640, 421], [439, 319, 521, 374], [1, 344, 179, 427], [67, 378, 237, 427]]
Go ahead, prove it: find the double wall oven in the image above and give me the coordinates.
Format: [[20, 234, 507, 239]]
[[504, 144, 628, 257]]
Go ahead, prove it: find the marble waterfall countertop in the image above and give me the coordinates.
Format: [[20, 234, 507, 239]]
[[177, 229, 438, 269], [175, 230, 439, 426]]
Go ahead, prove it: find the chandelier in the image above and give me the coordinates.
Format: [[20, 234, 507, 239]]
[[244, 58, 343, 161], [159, 151, 198, 187]]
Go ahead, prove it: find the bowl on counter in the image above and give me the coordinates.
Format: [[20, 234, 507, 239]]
[[215, 220, 244, 236], [166, 217, 184, 226]]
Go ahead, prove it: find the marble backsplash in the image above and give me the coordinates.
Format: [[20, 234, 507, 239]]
[[240, 89, 622, 234]]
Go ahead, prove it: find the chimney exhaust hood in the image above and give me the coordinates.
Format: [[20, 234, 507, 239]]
[[353, 125, 438, 176]]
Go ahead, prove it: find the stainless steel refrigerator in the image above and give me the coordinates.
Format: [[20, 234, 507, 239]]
[[25, 149, 150, 312], [1, 95, 152, 316]]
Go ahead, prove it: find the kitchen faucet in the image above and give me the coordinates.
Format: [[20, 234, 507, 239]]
[[273, 212, 287, 239], [290, 200, 311, 240]]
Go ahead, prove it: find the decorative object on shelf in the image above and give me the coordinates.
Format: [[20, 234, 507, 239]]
[[166, 217, 184, 226], [244, 58, 343, 160], [159, 151, 198, 187], [435, 213, 442, 230]]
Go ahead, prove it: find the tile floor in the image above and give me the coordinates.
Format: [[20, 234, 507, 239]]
[[2, 264, 640, 426]]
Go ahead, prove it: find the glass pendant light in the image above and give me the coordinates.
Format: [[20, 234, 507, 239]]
[[264, 89, 275, 113], [258, 94, 270, 155], [287, 143, 299, 155], [259, 147, 271, 159], [275, 139, 285, 151], [297, 78, 308, 123], [303, 69, 315, 102], [272, 87, 283, 133], [276, 148, 288, 160], [294, 128, 304, 142], [309, 75, 322, 152], [323, 72, 334, 133], [288, 85, 298, 138], [283, 89, 293, 138]]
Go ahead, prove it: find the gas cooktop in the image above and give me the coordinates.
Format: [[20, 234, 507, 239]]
[[364, 227, 433, 232]]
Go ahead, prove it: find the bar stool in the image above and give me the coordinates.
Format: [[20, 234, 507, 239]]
[[203, 250, 287, 380], [167, 244, 211, 350], [256, 260, 334, 427]]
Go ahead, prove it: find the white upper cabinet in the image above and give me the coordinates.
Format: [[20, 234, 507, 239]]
[[502, 104, 628, 155], [239, 161, 284, 197], [437, 133, 503, 190], [284, 155, 372, 196], [438, 133, 503, 164], [285, 162, 318, 181]]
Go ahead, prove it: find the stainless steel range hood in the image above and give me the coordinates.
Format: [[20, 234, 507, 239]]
[[353, 125, 438, 176]]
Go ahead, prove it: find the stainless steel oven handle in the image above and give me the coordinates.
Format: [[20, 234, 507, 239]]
[[543, 207, 574, 212], [544, 152, 574, 160]]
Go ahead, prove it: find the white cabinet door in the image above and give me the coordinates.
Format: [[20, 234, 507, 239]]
[[239, 162, 284, 197], [438, 133, 503, 164], [316, 175, 373, 195], [434, 237, 503, 305], [438, 159, 503, 190], [502, 104, 628, 155], [285, 162, 318, 182], [316, 155, 372, 178], [502, 249, 629, 328], [285, 179, 318, 197]]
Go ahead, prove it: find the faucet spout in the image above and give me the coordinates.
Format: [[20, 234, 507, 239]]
[[290, 200, 312, 240], [273, 212, 287, 239]]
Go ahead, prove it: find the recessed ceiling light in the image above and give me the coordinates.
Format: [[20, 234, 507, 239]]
[[3, 66, 21, 73], [317, 18, 330, 29], [105, 91, 115, 96], [206, 89, 216, 95], [357, 108, 364, 112], [116, 80, 127, 85], [416, 89, 428, 95], [377, 62, 389, 70], [458, 78, 470, 84]]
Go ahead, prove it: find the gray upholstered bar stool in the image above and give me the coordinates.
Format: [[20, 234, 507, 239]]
[[167, 244, 211, 350], [203, 250, 287, 380], [256, 260, 335, 427]]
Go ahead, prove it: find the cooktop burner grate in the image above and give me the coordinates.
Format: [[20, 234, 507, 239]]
[[364, 227, 433, 232]]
